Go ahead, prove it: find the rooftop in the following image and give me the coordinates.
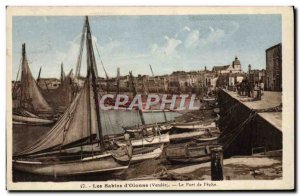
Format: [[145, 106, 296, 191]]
[[212, 65, 230, 71], [266, 43, 282, 52]]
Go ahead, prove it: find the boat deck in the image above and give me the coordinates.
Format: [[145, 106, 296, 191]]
[[223, 90, 282, 131]]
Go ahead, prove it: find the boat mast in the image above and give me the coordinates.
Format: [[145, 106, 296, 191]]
[[37, 67, 42, 82], [85, 16, 105, 150], [129, 71, 146, 125], [75, 18, 87, 80], [20, 43, 27, 109], [149, 64, 159, 94], [149, 64, 167, 122], [106, 77, 110, 94], [116, 67, 120, 95], [149, 64, 154, 77], [60, 62, 65, 83]]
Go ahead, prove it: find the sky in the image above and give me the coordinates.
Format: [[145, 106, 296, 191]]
[[12, 15, 281, 79]]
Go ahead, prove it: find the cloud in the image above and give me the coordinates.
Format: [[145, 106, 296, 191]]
[[175, 26, 191, 38], [183, 26, 191, 32], [151, 36, 182, 57], [228, 21, 240, 34], [184, 29, 200, 48], [203, 28, 225, 45], [31, 23, 231, 78], [43, 16, 49, 23], [183, 26, 225, 49]]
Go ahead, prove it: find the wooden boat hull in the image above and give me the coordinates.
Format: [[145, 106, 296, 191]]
[[13, 114, 54, 126], [202, 97, 216, 102], [125, 124, 172, 133], [111, 144, 164, 164], [116, 133, 170, 147], [172, 121, 216, 129], [13, 153, 128, 177], [140, 109, 171, 113], [196, 136, 219, 142], [169, 130, 206, 141], [167, 155, 211, 164], [131, 145, 164, 163], [165, 143, 217, 163]]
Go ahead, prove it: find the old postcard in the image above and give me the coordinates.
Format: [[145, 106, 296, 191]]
[[6, 6, 294, 191]]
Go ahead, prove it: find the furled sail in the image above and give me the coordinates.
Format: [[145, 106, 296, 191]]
[[55, 66, 75, 108], [18, 43, 53, 113]]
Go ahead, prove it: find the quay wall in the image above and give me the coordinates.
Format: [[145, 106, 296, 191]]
[[217, 89, 282, 158]]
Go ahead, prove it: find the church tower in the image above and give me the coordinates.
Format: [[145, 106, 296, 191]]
[[232, 56, 242, 73]]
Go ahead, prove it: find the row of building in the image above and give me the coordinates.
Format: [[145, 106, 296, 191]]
[[100, 69, 217, 95], [16, 43, 281, 94], [212, 43, 282, 92]]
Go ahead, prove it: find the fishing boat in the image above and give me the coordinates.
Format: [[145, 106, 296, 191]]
[[115, 144, 164, 163], [12, 44, 55, 125], [165, 142, 219, 164], [165, 127, 220, 163], [111, 71, 172, 151], [131, 145, 163, 163], [13, 16, 131, 176], [194, 127, 220, 142], [141, 108, 171, 113], [12, 112, 54, 126], [201, 95, 218, 109], [172, 120, 216, 129], [123, 70, 172, 133], [124, 122, 172, 134], [116, 133, 169, 147], [202, 96, 216, 102], [168, 127, 220, 142], [54, 63, 76, 112]]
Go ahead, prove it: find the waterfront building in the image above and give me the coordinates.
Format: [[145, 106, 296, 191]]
[[248, 64, 266, 88], [265, 43, 282, 91], [212, 56, 242, 75], [37, 78, 61, 90]]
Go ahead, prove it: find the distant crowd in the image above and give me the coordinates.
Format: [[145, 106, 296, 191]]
[[236, 79, 264, 100]]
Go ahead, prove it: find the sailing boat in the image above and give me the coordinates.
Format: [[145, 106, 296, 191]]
[[13, 16, 130, 176], [55, 63, 76, 112], [102, 67, 130, 110], [123, 68, 172, 134], [117, 71, 170, 148], [12, 43, 55, 126], [172, 120, 217, 129]]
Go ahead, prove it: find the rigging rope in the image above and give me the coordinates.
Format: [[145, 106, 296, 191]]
[[75, 18, 86, 79], [12, 58, 22, 99], [93, 39, 108, 79], [223, 112, 256, 150], [218, 102, 240, 126], [219, 111, 257, 150]]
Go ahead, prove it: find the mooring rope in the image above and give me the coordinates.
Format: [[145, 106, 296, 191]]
[[219, 111, 255, 143], [219, 111, 257, 150]]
